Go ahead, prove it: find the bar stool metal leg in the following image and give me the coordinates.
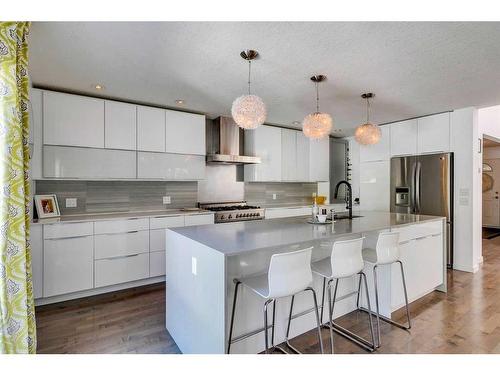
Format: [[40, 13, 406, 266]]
[[361, 272, 376, 349], [227, 280, 241, 354], [356, 274, 362, 309], [319, 278, 327, 324], [398, 261, 412, 329], [306, 287, 325, 354], [327, 279, 335, 353], [263, 299, 274, 354], [373, 265, 382, 347]]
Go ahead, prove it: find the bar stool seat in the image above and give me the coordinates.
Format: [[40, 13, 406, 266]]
[[227, 247, 324, 354], [358, 232, 411, 349], [312, 237, 377, 353]]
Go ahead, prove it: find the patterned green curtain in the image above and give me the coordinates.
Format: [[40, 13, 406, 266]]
[[0, 22, 36, 354]]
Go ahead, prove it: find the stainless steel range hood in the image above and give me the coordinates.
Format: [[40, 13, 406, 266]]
[[206, 116, 261, 165]]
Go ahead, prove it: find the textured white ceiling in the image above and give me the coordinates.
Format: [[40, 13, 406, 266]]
[[29, 22, 500, 136]]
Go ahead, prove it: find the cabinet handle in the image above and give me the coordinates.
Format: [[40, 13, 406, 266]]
[[431, 233, 441, 237], [45, 235, 91, 240], [415, 236, 427, 241], [399, 240, 411, 245], [98, 230, 141, 235], [101, 253, 140, 261]]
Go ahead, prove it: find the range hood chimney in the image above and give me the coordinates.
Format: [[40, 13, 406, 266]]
[[206, 117, 261, 165]]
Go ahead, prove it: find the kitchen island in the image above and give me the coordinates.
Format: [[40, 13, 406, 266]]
[[165, 212, 446, 354]]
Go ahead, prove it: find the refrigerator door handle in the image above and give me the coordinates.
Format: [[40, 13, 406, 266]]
[[410, 160, 417, 214], [415, 161, 421, 213]]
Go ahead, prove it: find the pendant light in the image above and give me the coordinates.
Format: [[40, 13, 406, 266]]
[[302, 75, 333, 140], [231, 50, 267, 130], [354, 93, 381, 145]]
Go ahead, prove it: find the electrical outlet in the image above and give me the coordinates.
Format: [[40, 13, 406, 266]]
[[272, 193, 277, 200], [163, 196, 171, 204], [65, 198, 77, 208], [191, 257, 197, 275]]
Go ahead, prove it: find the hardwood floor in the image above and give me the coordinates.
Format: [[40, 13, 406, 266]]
[[36, 239, 500, 354]]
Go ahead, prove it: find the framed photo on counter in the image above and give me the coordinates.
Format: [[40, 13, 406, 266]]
[[34, 194, 61, 219]]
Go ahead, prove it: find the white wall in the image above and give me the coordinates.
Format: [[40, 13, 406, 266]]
[[451, 108, 481, 273]]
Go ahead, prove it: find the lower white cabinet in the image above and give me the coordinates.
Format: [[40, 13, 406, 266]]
[[43, 235, 94, 297], [184, 213, 214, 226], [30, 224, 43, 299], [265, 206, 312, 219], [94, 230, 149, 259], [150, 251, 166, 277], [137, 152, 205, 180], [95, 253, 149, 288], [43, 145, 136, 179]]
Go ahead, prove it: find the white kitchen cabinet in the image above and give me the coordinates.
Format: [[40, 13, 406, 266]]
[[281, 128, 297, 181], [95, 253, 149, 288], [309, 137, 329, 182], [94, 230, 149, 260], [184, 213, 214, 226], [417, 112, 450, 154], [165, 110, 205, 155], [43, 145, 136, 179], [137, 106, 165, 152], [265, 206, 312, 219], [137, 152, 205, 180], [150, 251, 166, 277], [359, 160, 390, 211], [390, 119, 418, 156], [30, 224, 43, 299], [150, 215, 185, 230], [296, 132, 310, 182], [104, 100, 137, 150], [29, 88, 43, 180], [94, 218, 149, 235], [44, 221, 93, 239], [244, 125, 282, 182], [359, 126, 390, 162], [43, 235, 94, 297], [43, 91, 104, 148]]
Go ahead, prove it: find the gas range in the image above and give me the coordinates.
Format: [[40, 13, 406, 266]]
[[198, 201, 265, 223]]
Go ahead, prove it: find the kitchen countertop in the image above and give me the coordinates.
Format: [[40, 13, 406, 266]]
[[169, 211, 444, 256], [33, 208, 213, 224]]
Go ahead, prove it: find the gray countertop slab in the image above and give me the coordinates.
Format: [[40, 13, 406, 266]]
[[34, 208, 212, 224], [169, 211, 444, 257]]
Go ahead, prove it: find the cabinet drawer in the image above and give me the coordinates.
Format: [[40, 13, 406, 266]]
[[94, 230, 149, 260], [393, 220, 443, 243], [150, 229, 167, 252], [95, 253, 149, 288], [150, 250, 166, 277], [94, 218, 149, 234], [184, 214, 214, 226], [150, 215, 185, 230], [44, 221, 93, 239], [43, 235, 94, 297], [265, 207, 311, 219]]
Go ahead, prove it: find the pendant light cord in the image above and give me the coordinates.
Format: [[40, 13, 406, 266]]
[[366, 96, 370, 123], [248, 60, 252, 95], [316, 81, 320, 113]]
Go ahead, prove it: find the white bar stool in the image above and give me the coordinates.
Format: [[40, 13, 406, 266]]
[[313, 237, 376, 353], [358, 232, 411, 348], [227, 247, 324, 354]]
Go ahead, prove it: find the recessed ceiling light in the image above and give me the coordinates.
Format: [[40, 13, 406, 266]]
[[175, 99, 185, 105], [94, 84, 104, 90]]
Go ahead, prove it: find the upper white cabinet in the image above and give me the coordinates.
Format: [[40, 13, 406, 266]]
[[105, 100, 137, 150], [359, 126, 390, 162], [244, 125, 282, 182], [43, 146, 136, 179], [137, 106, 165, 152], [390, 119, 418, 156], [309, 137, 329, 182], [29, 88, 43, 179], [137, 152, 205, 180], [296, 132, 310, 182], [165, 110, 205, 155], [359, 160, 390, 211], [43, 91, 104, 148], [281, 128, 297, 181], [417, 113, 450, 154]]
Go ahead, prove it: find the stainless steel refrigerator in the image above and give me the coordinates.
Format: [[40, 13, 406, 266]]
[[390, 153, 454, 268]]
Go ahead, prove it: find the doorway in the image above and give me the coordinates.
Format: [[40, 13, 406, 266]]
[[482, 136, 500, 239]]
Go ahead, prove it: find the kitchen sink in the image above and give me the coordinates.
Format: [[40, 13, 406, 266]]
[[334, 215, 364, 220]]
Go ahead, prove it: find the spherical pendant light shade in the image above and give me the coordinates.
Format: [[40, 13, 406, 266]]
[[354, 122, 381, 145], [231, 94, 267, 130], [302, 112, 333, 140]]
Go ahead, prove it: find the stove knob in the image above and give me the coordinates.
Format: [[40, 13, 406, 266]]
[[220, 215, 224, 220], [236, 214, 240, 218], [228, 214, 232, 219]]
